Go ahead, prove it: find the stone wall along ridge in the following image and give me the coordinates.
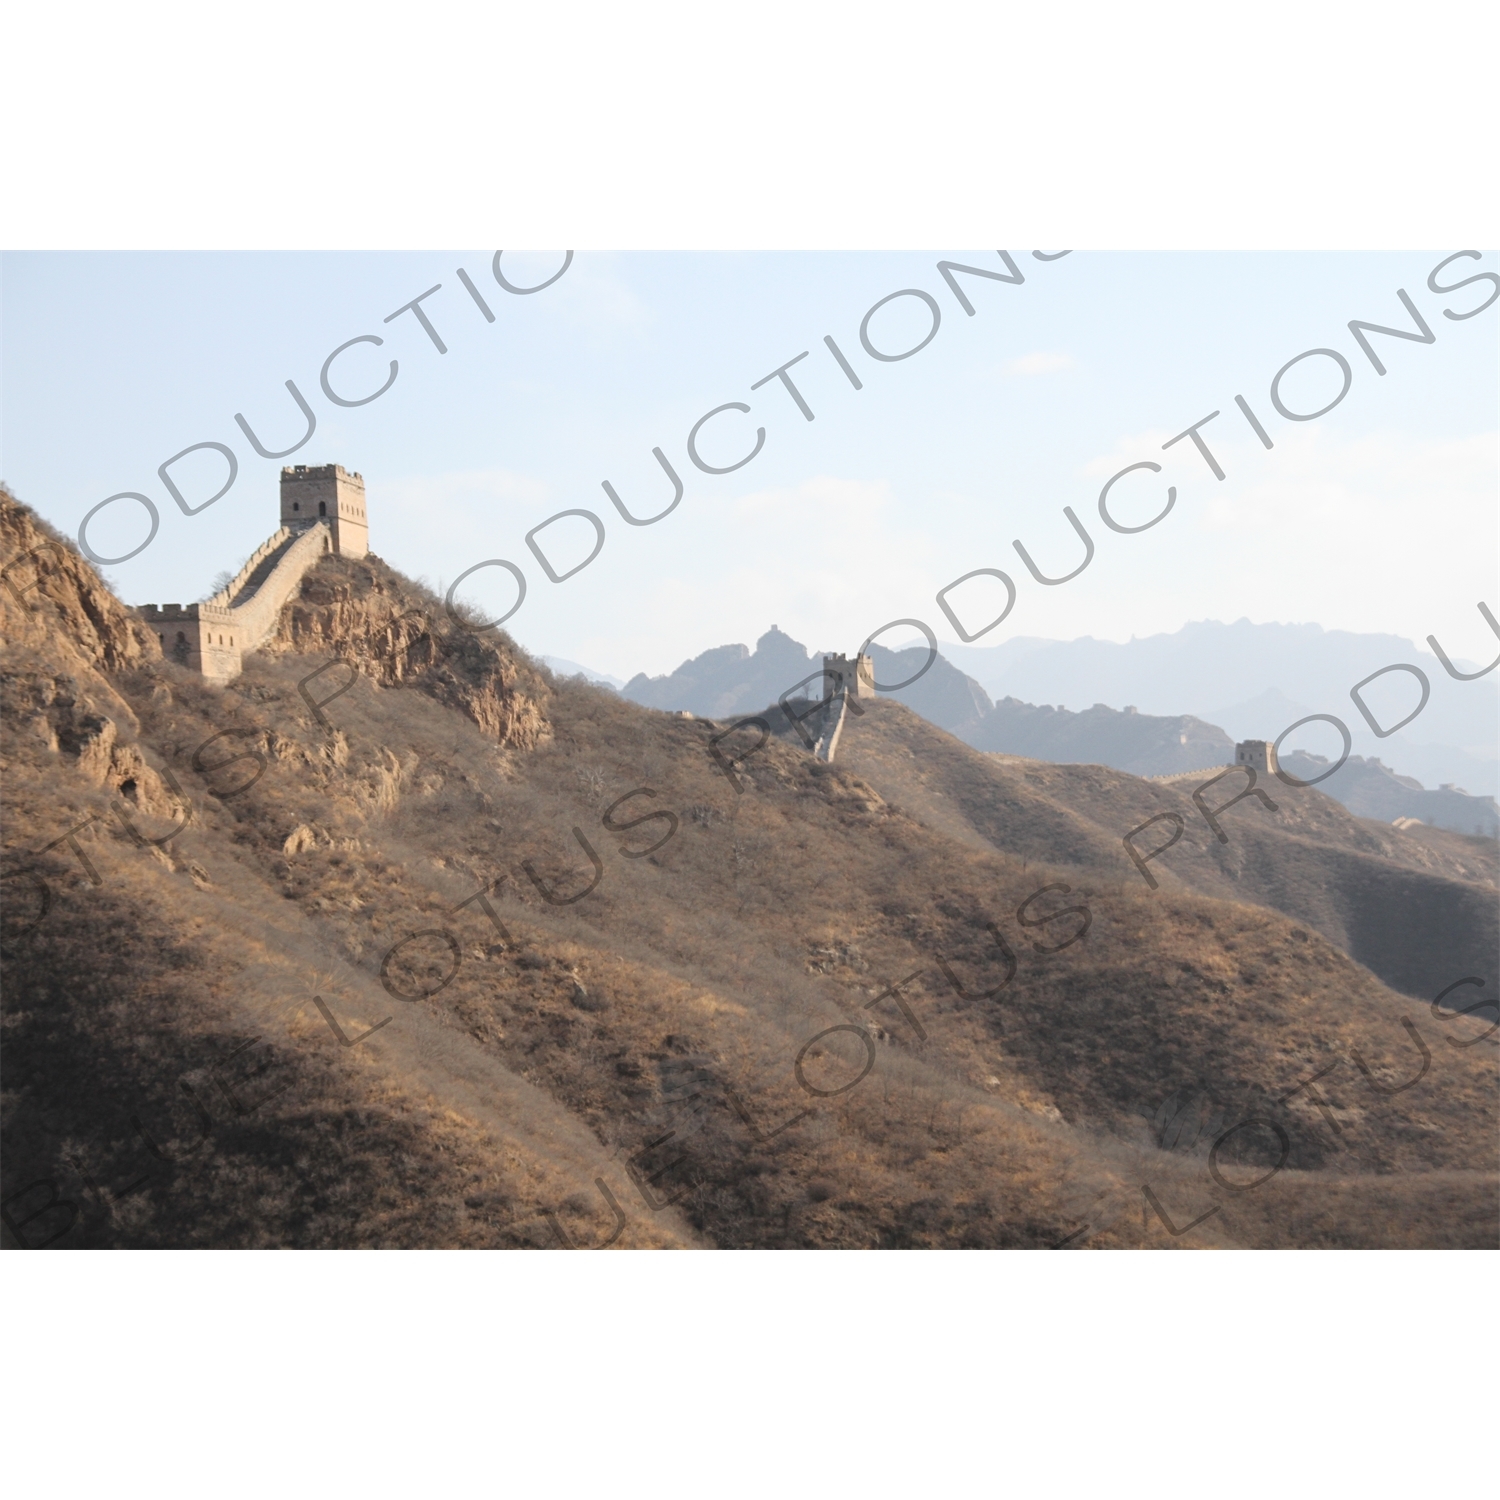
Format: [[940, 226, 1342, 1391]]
[[225, 522, 332, 656], [204, 527, 294, 610]]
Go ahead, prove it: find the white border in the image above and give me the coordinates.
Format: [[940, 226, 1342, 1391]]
[[1, 1, 1497, 249]]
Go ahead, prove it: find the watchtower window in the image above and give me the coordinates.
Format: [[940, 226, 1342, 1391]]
[[318, 501, 326, 516], [176, 631, 186, 643], [292, 501, 299, 512]]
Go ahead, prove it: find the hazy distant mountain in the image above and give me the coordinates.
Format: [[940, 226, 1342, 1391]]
[[623, 626, 1233, 777], [935, 619, 1499, 797], [960, 698, 1234, 777], [619, 622, 1499, 835], [623, 628, 818, 719], [1277, 751, 1498, 837], [622, 626, 991, 730], [540, 655, 623, 690], [1197, 687, 1317, 743]]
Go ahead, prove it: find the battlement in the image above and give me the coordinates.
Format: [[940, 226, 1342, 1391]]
[[282, 463, 364, 485], [141, 601, 234, 623], [202, 527, 294, 609]]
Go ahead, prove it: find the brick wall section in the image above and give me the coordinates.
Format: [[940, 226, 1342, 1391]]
[[204, 527, 294, 610], [140, 522, 332, 684], [814, 691, 849, 762]]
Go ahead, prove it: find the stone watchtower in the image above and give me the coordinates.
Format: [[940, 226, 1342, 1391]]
[[281, 463, 368, 559], [812, 652, 876, 762], [1235, 740, 1277, 776], [822, 652, 876, 699]]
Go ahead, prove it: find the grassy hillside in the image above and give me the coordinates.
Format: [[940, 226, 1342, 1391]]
[[824, 702, 1497, 1002], [3, 490, 1496, 1248]]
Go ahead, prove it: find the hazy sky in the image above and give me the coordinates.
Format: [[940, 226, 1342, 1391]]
[[3, 250, 1495, 681]]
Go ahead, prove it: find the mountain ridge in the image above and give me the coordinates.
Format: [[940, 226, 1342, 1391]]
[[935, 618, 1500, 798], [4, 488, 1495, 1250], [616, 624, 1498, 833]]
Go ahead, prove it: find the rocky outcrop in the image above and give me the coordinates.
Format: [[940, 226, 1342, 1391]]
[[267, 552, 551, 751], [0, 488, 160, 677], [1, 490, 183, 820]]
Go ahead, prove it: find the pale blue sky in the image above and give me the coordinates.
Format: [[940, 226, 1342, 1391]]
[[3, 250, 1495, 683]]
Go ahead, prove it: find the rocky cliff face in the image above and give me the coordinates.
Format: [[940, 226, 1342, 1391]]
[[0, 490, 183, 821], [0, 491, 160, 676], [0, 491, 552, 829], [266, 551, 551, 751]]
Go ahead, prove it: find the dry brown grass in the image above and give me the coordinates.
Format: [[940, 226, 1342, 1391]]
[[3, 490, 1496, 1248]]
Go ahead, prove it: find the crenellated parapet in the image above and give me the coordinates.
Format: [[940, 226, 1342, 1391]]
[[203, 527, 293, 609]]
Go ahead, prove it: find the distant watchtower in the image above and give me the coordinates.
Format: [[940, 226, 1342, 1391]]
[[1236, 739, 1277, 776], [281, 464, 368, 558], [822, 652, 876, 699]]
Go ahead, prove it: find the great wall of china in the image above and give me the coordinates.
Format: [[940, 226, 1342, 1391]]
[[138, 464, 368, 683], [131, 469, 1283, 787]]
